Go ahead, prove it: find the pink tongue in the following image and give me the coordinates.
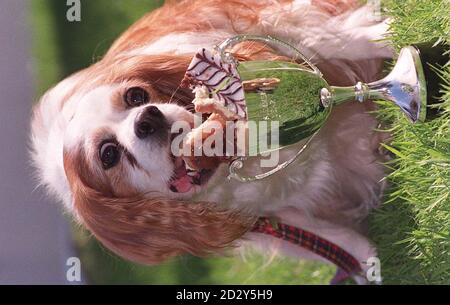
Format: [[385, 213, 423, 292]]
[[171, 175, 193, 193], [170, 164, 194, 193]]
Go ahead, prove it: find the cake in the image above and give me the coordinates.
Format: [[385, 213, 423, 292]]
[[179, 48, 247, 170]]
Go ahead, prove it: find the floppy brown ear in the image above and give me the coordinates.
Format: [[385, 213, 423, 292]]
[[70, 177, 255, 264]]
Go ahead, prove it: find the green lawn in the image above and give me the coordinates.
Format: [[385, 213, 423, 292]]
[[369, 0, 450, 284], [30, 0, 450, 284]]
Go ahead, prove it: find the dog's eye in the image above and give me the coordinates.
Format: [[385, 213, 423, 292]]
[[99, 142, 120, 169], [124, 87, 149, 107]]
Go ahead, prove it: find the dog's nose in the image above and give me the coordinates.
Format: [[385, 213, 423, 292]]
[[134, 105, 167, 139]]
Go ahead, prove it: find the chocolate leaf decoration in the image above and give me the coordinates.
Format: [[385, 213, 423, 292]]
[[184, 48, 247, 119]]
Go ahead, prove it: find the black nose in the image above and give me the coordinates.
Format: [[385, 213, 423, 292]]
[[134, 105, 167, 139]]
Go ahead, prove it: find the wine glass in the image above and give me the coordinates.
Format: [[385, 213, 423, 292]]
[[185, 35, 448, 182]]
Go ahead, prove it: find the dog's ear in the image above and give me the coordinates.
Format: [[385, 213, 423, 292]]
[[72, 184, 254, 264], [63, 149, 255, 264]]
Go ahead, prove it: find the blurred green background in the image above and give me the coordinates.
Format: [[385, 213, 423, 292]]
[[30, 0, 335, 284]]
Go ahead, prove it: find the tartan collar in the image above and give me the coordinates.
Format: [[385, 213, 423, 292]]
[[251, 217, 362, 278]]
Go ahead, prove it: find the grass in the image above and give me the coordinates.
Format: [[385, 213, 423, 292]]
[[73, 225, 334, 285], [30, 0, 450, 284], [30, 0, 335, 285], [369, 0, 450, 284]]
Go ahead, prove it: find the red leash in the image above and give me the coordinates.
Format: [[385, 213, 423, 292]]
[[251, 217, 362, 278]]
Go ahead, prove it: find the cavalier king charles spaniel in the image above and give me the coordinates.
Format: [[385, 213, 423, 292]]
[[31, 0, 392, 283]]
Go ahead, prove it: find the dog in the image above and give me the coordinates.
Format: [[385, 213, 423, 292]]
[[31, 0, 392, 283]]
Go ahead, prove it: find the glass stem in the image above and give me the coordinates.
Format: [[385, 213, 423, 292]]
[[328, 82, 376, 106], [322, 45, 431, 123], [328, 77, 422, 123]]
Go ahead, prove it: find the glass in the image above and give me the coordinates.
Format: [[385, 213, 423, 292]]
[[186, 35, 448, 181]]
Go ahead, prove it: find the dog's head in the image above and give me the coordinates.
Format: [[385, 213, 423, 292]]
[[30, 53, 255, 264]]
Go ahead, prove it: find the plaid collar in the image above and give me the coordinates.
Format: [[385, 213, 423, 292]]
[[251, 217, 362, 278]]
